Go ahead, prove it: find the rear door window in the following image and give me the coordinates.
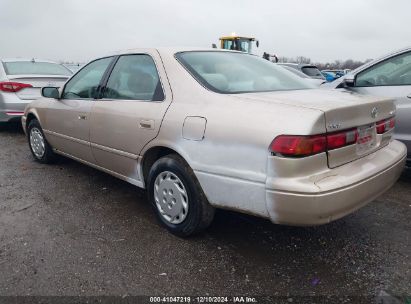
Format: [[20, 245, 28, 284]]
[[102, 54, 164, 101], [301, 66, 324, 78]]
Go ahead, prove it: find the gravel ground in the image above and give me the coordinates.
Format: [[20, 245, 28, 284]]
[[0, 123, 410, 301]]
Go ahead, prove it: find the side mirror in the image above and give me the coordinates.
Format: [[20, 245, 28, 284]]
[[342, 74, 355, 87], [42, 87, 60, 99]]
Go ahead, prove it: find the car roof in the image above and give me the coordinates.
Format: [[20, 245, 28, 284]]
[[278, 62, 319, 69], [352, 46, 411, 74], [278, 63, 299, 66], [0, 58, 61, 64], [280, 65, 310, 78], [321, 45, 411, 89], [108, 47, 245, 57]]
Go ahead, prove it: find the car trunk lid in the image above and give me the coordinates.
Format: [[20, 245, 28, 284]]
[[235, 89, 396, 168], [5, 75, 69, 100]]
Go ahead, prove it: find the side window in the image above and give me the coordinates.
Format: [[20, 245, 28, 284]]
[[356, 51, 411, 87], [102, 54, 164, 101], [62, 57, 113, 99], [223, 40, 234, 50]]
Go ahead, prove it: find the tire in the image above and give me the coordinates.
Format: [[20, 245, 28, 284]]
[[147, 154, 215, 237], [27, 119, 56, 164]]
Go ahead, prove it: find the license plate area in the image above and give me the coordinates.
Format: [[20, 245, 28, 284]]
[[356, 124, 377, 155]]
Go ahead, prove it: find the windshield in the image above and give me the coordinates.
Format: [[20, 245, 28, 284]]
[[176, 51, 314, 94], [3, 61, 72, 76], [222, 39, 252, 53]]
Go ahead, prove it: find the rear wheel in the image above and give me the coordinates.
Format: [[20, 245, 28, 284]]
[[27, 119, 56, 163], [147, 154, 215, 237]]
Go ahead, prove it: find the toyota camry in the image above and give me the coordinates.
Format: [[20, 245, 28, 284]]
[[22, 48, 406, 237]]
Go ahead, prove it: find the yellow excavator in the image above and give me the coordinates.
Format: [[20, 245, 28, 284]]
[[213, 34, 259, 54]]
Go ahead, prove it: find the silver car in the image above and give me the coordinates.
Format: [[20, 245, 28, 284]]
[[278, 63, 326, 80], [0, 58, 72, 123], [22, 48, 406, 237], [279, 65, 325, 87], [322, 47, 411, 162]]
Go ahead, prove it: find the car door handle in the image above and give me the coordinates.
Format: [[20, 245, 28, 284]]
[[78, 114, 87, 120], [139, 119, 154, 130], [407, 94, 411, 99]]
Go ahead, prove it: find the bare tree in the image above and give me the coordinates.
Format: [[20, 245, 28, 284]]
[[276, 54, 372, 70]]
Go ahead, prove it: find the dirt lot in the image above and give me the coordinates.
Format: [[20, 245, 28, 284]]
[[0, 123, 410, 301]]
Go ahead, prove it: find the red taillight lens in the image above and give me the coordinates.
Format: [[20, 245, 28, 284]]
[[376, 117, 395, 134], [376, 120, 385, 134], [270, 135, 327, 156], [271, 117, 396, 158], [0, 82, 33, 92], [327, 128, 358, 150], [271, 129, 358, 157]]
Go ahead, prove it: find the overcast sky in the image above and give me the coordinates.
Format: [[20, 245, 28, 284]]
[[0, 0, 410, 63]]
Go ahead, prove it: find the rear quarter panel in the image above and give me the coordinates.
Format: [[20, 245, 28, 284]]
[[144, 50, 327, 216]]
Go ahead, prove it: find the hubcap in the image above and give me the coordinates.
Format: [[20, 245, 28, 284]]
[[30, 128, 45, 158], [154, 171, 189, 224]]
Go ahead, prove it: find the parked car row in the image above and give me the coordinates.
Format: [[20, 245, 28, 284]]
[[276, 65, 325, 86], [321, 69, 351, 82], [14, 47, 406, 237], [277, 62, 326, 81]]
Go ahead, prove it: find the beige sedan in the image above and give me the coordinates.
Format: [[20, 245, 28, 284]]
[[22, 48, 406, 237]]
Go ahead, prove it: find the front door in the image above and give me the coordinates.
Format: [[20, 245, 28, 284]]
[[44, 57, 114, 163], [89, 51, 172, 182]]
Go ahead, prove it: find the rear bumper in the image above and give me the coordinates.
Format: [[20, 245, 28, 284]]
[[0, 94, 32, 122], [266, 140, 406, 226], [0, 110, 25, 122], [393, 133, 411, 163]]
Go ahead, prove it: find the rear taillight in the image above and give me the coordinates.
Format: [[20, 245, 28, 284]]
[[327, 128, 358, 150], [271, 129, 358, 157], [0, 82, 33, 92], [271, 118, 396, 157], [270, 135, 327, 157], [376, 117, 395, 134]]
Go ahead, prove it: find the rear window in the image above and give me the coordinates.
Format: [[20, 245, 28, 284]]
[[176, 51, 314, 94], [3, 61, 72, 76], [301, 66, 324, 78], [281, 65, 310, 78]]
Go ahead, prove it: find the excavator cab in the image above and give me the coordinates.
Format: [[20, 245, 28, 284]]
[[219, 35, 259, 54]]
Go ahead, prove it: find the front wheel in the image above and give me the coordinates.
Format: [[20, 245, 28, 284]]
[[147, 154, 215, 237], [27, 119, 56, 163]]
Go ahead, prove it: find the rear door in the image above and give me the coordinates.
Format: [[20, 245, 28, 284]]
[[89, 51, 172, 182], [352, 50, 411, 155], [44, 57, 114, 163]]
